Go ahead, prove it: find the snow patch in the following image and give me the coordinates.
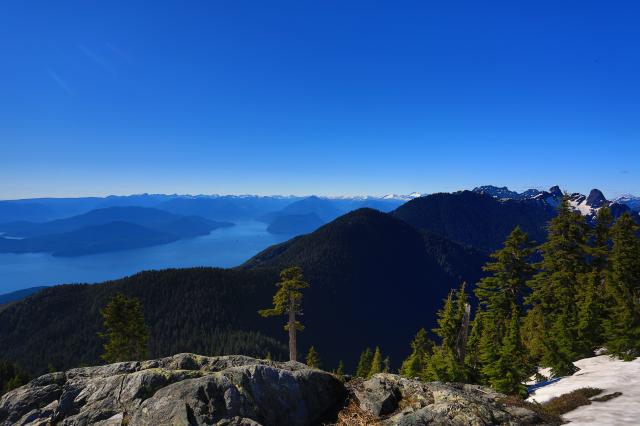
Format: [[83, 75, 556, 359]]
[[527, 355, 640, 425]]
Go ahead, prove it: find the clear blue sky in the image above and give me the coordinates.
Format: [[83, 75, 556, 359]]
[[1, 0, 639, 199]]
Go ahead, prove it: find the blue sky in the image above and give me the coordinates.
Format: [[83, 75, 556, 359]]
[[1, 0, 639, 199]]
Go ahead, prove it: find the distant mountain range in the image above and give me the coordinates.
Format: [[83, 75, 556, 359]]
[[0, 207, 232, 257], [472, 185, 638, 223], [0, 193, 421, 224]]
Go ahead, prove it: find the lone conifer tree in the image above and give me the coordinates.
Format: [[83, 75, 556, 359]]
[[305, 346, 321, 368], [259, 266, 309, 361], [99, 293, 149, 363]]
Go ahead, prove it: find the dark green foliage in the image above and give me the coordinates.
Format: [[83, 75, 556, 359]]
[[464, 308, 484, 382], [305, 346, 321, 368], [400, 328, 433, 379], [99, 293, 149, 363], [471, 227, 534, 393], [0, 268, 288, 374], [526, 197, 590, 375], [423, 283, 469, 382], [604, 212, 640, 359], [0, 360, 29, 396], [368, 347, 382, 377], [355, 348, 373, 378], [483, 305, 528, 397], [383, 356, 391, 373], [475, 227, 535, 317], [335, 360, 345, 378]]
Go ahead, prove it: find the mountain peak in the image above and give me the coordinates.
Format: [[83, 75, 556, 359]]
[[586, 189, 607, 208], [549, 186, 563, 198]]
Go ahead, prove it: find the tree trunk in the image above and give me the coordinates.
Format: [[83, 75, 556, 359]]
[[288, 294, 297, 361]]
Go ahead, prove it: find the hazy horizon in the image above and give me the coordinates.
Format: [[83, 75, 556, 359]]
[[1, 183, 637, 202]]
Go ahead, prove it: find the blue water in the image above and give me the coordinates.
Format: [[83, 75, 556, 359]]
[[0, 221, 289, 294]]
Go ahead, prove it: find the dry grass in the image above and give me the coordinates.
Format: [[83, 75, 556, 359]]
[[499, 395, 563, 425], [335, 400, 380, 426], [543, 387, 603, 416], [500, 387, 605, 425]]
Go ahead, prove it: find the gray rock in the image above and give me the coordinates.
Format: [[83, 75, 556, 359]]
[[348, 374, 547, 426], [0, 354, 345, 426]]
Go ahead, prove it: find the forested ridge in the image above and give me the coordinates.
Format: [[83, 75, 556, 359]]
[[0, 208, 485, 375]]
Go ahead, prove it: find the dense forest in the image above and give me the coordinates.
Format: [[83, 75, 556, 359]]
[[389, 200, 640, 396]]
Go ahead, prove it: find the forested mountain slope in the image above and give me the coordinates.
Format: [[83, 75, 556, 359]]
[[0, 209, 485, 375]]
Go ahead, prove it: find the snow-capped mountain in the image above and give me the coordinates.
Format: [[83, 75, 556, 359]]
[[381, 192, 424, 201], [614, 195, 640, 212], [473, 185, 633, 221]]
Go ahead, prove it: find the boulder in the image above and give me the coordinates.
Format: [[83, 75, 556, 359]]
[[0, 354, 345, 426], [347, 374, 548, 425]]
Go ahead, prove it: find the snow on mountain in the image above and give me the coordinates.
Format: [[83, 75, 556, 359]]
[[615, 194, 640, 212], [382, 192, 424, 201], [528, 355, 640, 425], [473, 185, 631, 220]]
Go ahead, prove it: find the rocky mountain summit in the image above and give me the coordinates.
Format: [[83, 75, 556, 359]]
[[472, 185, 634, 222], [0, 354, 550, 426]]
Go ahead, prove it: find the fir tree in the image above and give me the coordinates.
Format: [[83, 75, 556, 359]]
[[368, 347, 382, 378], [259, 266, 310, 361], [98, 293, 149, 363], [305, 346, 321, 368], [475, 227, 535, 318], [525, 197, 589, 375], [400, 328, 433, 378], [335, 360, 345, 378], [425, 283, 469, 382], [603, 212, 640, 359], [356, 347, 373, 378], [464, 308, 484, 383], [383, 356, 391, 373], [484, 305, 528, 397]]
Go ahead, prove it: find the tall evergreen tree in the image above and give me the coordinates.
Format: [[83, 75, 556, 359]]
[[474, 227, 534, 383], [335, 360, 345, 378], [356, 347, 373, 378], [400, 328, 433, 378], [98, 293, 149, 363], [603, 212, 640, 360], [464, 308, 484, 383], [425, 283, 469, 382], [305, 346, 321, 368], [575, 207, 613, 352], [259, 266, 310, 361], [485, 305, 528, 397], [383, 356, 391, 373], [368, 347, 383, 377], [476, 227, 535, 317], [525, 197, 590, 375]]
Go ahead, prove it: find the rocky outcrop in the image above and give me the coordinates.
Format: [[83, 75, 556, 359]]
[[345, 374, 549, 425], [0, 354, 345, 426], [1, 355, 550, 426]]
